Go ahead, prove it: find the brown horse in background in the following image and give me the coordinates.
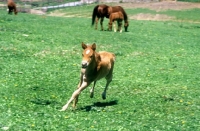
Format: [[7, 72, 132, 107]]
[[92, 4, 109, 31], [92, 4, 129, 32], [60, 43, 115, 111], [108, 11, 124, 33], [7, 0, 18, 15], [108, 6, 129, 32]]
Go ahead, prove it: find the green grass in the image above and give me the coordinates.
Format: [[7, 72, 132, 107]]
[[160, 8, 200, 22], [0, 4, 200, 131]]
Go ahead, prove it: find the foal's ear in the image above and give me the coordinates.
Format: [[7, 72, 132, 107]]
[[82, 42, 87, 49], [92, 43, 96, 51]]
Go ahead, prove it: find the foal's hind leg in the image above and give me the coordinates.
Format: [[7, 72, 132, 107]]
[[102, 79, 111, 99], [102, 71, 113, 99], [102, 61, 114, 99], [90, 81, 96, 98]]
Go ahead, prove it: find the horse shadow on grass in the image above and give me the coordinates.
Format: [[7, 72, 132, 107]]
[[29, 86, 59, 106], [30, 98, 50, 105], [79, 100, 118, 112]]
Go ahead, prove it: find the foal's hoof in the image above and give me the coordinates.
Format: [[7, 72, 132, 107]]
[[60, 108, 66, 111], [102, 95, 106, 100], [90, 93, 94, 98], [102, 93, 106, 100]]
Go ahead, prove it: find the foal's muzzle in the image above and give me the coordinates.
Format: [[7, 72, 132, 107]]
[[81, 62, 88, 68]]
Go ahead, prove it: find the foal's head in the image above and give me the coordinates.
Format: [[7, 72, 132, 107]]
[[81, 42, 96, 69]]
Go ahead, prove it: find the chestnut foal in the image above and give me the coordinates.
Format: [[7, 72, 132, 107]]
[[61, 43, 115, 111], [108, 11, 124, 33]]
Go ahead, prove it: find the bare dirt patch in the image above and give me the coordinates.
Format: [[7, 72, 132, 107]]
[[117, 1, 200, 11], [30, 9, 46, 15], [48, 10, 67, 17], [130, 13, 175, 21], [114, 1, 200, 21]]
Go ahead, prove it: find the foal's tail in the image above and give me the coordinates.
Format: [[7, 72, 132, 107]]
[[92, 5, 99, 26]]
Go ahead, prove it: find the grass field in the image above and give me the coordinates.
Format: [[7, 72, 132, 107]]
[[0, 3, 200, 130]]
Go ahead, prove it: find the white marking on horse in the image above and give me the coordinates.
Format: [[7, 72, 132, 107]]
[[86, 49, 90, 54]]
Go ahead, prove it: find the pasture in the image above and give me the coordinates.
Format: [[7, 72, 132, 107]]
[[0, 2, 200, 130]]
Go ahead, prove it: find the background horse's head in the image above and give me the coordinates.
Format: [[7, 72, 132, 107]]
[[107, 6, 113, 18], [124, 20, 129, 32], [81, 42, 96, 69], [14, 8, 18, 15]]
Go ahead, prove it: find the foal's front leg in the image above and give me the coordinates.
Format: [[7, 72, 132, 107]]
[[60, 81, 89, 111], [117, 20, 123, 33], [73, 73, 84, 108], [113, 21, 117, 32]]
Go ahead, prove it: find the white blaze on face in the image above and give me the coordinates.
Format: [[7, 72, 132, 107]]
[[86, 49, 90, 54]]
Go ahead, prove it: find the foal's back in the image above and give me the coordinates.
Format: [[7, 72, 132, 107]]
[[110, 12, 124, 20], [95, 51, 115, 80]]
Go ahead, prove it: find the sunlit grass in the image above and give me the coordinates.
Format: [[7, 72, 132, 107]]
[[0, 5, 200, 130]]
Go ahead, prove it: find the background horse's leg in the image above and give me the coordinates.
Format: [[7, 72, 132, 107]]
[[113, 21, 117, 32], [108, 21, 112, 31], [100, 17, 104, 31], [95, 17, 99, 30], [8, 8, 12, 14], [119, 20, 123, 33], [124, 20, 129, 32], [90, 81, 96, 98]]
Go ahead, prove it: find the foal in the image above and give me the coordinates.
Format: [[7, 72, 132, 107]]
[[108, 11, 124, 33], [61, 43, 115, 111], [7, 0, 18, 15]]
